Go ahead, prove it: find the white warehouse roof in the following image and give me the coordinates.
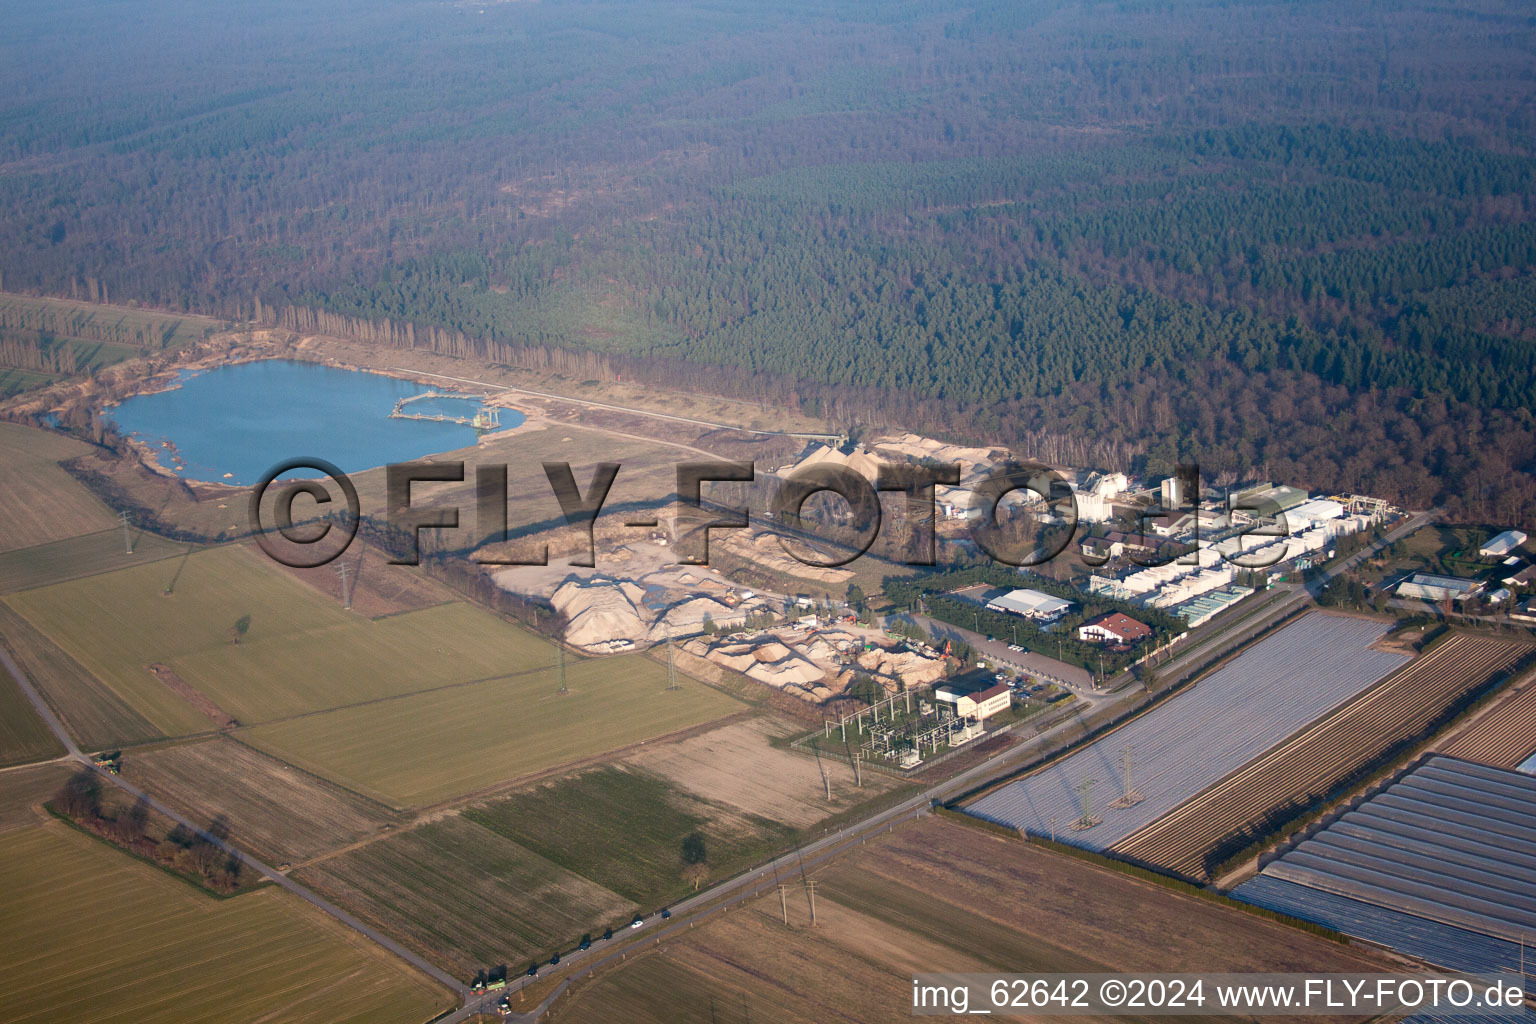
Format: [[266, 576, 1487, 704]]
[[1481, 530, 1528, 558], [987, 589, 1072, 618], [1285, 498, 1344, 526]]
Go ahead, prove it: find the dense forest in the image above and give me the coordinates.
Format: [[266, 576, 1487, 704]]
[[2, 0, 1535, 523]]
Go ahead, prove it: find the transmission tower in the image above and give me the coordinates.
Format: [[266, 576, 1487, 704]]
[[1109, 744, 1144, 809], [335, 563, 352, 610], [1071, 777, 1102, 831], [119, 511, 133, 554], [666, 632, 681, 691], [557, 647, 568, 695]]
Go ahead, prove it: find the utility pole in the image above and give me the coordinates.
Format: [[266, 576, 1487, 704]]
[[557, 647, 568, 695], [777, 884, 789, 926], [119, 510, 133, 554], [667, 631, 681, 690], [805, 880, 819, 926], [852, 751, 862, 788], [335, 563, 352, 609]]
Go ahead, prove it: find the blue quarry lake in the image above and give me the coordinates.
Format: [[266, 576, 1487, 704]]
[[107, 359, 519, 485]]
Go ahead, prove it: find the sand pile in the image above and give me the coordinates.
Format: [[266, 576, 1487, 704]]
[[857, 647, 947, 686], [551, 579, 649, 649]]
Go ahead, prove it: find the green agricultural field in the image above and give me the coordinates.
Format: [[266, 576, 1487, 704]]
[[0, 421, 119, 553], [244, 660, 744, 808], [0, 341, 139, 397], [0, 367, 54, 398], [0, 668, 61, 768], [0, 528, 189, 594], [465, 764, 795, 906], [297, 814, 635, 976], [0, 823, 452, 1024], [0, 603, 163, 751], [3, 544, 558, 731], [0, 292, 219, 352]]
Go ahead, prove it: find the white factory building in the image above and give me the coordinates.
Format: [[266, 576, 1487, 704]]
[[1481, 530, 1528, 558], [986, 589, 1073, 622], [1396, 573, 1481, 603], [1283, 498, 1345, 529], [1076, 472, 1130, 523], [1087, 493, 1373, 624]]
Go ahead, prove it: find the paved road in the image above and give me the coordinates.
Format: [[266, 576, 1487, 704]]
[[0, 645, 470, 1002]]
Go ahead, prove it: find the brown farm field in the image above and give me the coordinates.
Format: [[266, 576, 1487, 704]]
[[279, 538, 459, 619], [1438, 676, 1536, 769], [1115, 632, 1534, 880], [298, 814, 636, 978], [0, 820, 453, 1024], [623, 715, 907, 829], [0, 762, 73, 834], [0, 422, 119, 552], [121, 737, 399, 864], [0, 660, 62, 768], [551, 816, 1386, 1024]]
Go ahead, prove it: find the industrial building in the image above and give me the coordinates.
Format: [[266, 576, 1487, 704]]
[[1160, 474, 1183, 510], [1481, 529, 1529, 558], [1086, 499, 1368, 617], [1230, 482, 1309, 517], [934, 681, 1012, 722], [986, 588, 1073, 621], [1174, 586, 1254, 627], [1077, 612, 1152, 644], [1283, 498, 1344, 529], [1395, 572, 1481, 603], [1234, 757, 1536, 993], [1076, 471, 1129, 523]]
